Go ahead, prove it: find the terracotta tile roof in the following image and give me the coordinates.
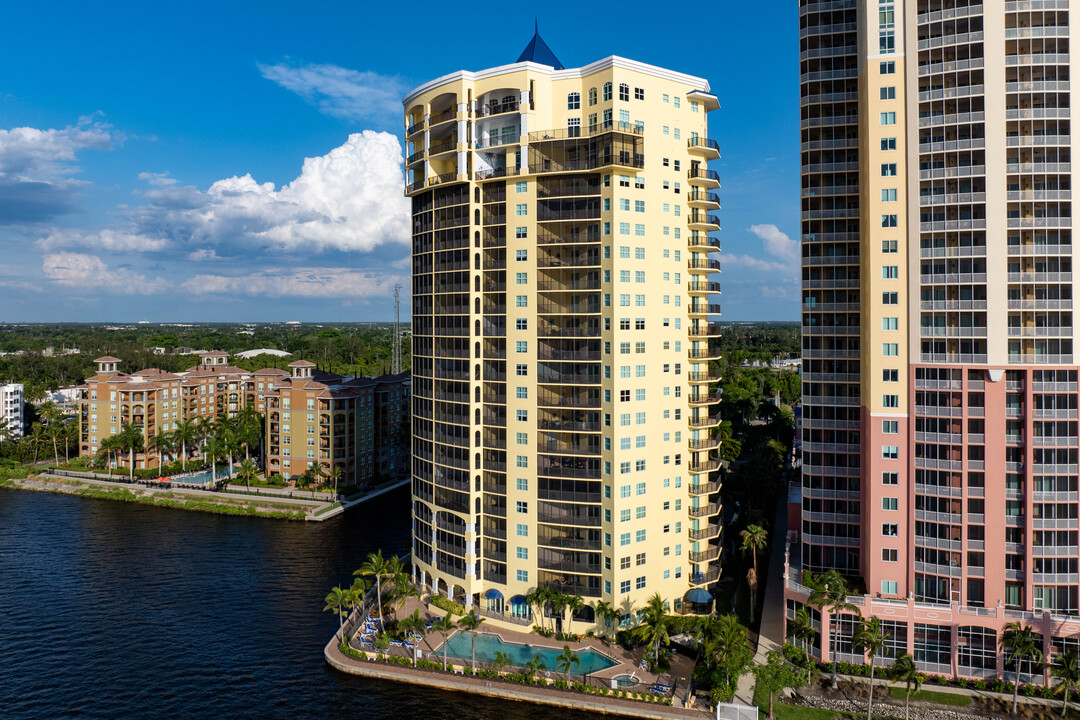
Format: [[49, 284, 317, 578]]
[[288, 360, 316, 367], [94, 355, 122, 362]]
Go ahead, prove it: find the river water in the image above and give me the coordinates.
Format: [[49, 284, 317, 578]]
[[0, 489, 624, 719]]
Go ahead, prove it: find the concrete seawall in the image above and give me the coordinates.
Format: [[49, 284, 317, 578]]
[[323, 636, 711, 719]]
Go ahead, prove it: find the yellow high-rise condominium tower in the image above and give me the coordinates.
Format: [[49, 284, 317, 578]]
[[405, 30, 722, 628], [790, 0, 1080, 680]]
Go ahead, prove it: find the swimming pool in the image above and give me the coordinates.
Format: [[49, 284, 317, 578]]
[[434, 632, 617, 674], [167, 468, 231, 487]]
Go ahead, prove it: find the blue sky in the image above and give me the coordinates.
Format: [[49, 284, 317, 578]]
[[0, 1, 799, 322]]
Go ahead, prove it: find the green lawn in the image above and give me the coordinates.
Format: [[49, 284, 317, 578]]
[[887, 686, 971, 707]]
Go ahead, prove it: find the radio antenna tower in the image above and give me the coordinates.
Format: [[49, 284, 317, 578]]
[[392, 284, 402, 375]]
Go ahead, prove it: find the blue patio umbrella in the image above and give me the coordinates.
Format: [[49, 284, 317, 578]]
[[685, 588, 713, 604]]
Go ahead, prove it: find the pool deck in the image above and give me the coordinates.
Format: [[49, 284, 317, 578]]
[[327, 597, 709, 718]]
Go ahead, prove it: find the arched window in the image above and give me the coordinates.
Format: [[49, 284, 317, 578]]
[[567, 92, 580, 110], [588, 88, 597, 106], [602, 82, 612, 102]]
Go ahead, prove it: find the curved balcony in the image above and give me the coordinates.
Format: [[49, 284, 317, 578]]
[[688, 281, 722, 295], [428, 107, 457, 128], [688, 137, 721, 161], [687, 259, 722, 274], [689, 502, 720, 518], [430, 138, 461, 158], [688, 567, 721, 587], [688, 413, 722, 429], [405, 119, 426, 138], [688, 302, 723, 318], [689, 457, 722, 474], [690, 546, 721, 563], [688, 345, 722, 362], [688, 235, 722, 253], [688, 436, 722, 451], [406, 148, 425, 166], [688, 167, 721, 189], [688, 190, 721, 210], [689, 478, 722, 495], [690, 523, 721, 541], [687, 370, 721, 384], [688, 322, 722, 341], [688, 212, 721, 233]]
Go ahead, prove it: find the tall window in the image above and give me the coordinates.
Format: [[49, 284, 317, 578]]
[[618, 83, 629, 101], [567, 92, 580, 110], [602, 82, 612, 101]]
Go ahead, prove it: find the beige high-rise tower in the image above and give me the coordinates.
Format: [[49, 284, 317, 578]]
[[404, 32, 722, 628], [790, 0, 1080, 679]]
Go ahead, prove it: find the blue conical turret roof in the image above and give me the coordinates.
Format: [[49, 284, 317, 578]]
[[516, 22, 564, 70]]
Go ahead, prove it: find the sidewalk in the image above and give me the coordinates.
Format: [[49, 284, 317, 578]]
[[733, 491, 789, 705]]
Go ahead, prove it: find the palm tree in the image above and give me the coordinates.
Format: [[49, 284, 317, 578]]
[[555, 644, 580, 681], [593, 600, 617, 642], [195, 415, 215, 457], [431, 616, 456, 671], [237, 406, 263, 461], [633, 593, 671, 671], [173, 418, 197, 471], [524, 587, 549, 632], [853, 616, 890, 720], [565, 594, 585, 634], [1001, 621, 1044, 715], [550, 590, 570, 633], [805, 569, 861, 688], [45, 418, 65, 465], [204, 434, 225, 487], [356, 550, 393, 631], [491, 650, 512, 673], [117, 422, 144, 481], [398, 610, 426, 666], [1052, 649, 1080, 718], [146, 430, 173, 470], [222, 428, 242, 480], [389, 565, 417, 618], [324, 586, 349, 641], [457, 610, 484, 671], [705, 614, 753, 691], [740, 524, 768, 575], [525, 654, 547, 680], [891, 653, 924, 720], [328, 464, 345, 497], [747, 567, 759, 625], [787, 606, 817, 683], [28, 422, 46, 463], [237, 457, 260, 489]]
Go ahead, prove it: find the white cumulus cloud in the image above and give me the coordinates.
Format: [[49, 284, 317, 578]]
[[36, 228, 169, 252], [259, 62, 408, 122], [41, 252, 167, 295], [41, 130, 410, 255], [747, 223, 799, 266], [0, 117, 115, 224], [181, 267, 402, 298]]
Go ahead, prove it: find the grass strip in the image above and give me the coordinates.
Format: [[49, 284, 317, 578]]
[[887, 686, 972, 707]]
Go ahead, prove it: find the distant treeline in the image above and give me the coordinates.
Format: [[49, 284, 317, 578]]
[[0, 323, 412, 400]]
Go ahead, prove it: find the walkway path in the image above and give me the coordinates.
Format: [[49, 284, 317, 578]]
[[733, 490, 789, 705]]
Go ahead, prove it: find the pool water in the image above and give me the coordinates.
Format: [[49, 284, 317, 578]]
[[434, 632, 617, 674], [168, 468, 231, 486], [612, 674, 640, 687]]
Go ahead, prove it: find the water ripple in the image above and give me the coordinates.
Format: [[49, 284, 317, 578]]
[[0, 490, 629, 720]]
